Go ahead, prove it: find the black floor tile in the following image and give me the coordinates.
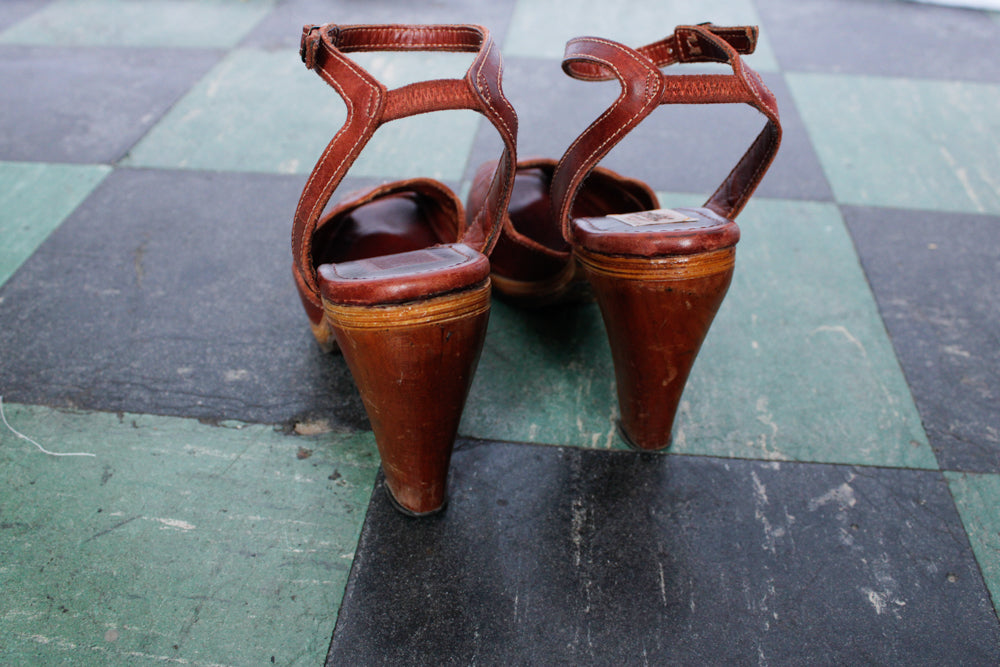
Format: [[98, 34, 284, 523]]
[[465, 58, 833, 204], [0, 46, 222, 164], [242, 0, 515, 50], [329, 442, 1000, 665], [757, 0, 1000, 82], [843, 205, 1000, 473], [0, 167, 370, 428]]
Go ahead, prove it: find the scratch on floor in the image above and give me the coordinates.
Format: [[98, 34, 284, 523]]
[[603, 403, 619, 449], [751, 470, 770, 506], [862, 587, 890, 615], [658, 561, 668, 606], [755, 397, 779, 439], [808, 475, 858, 512], [862, 553, 907, 619], [83, 515, 141, 543], [223, 369, 250, 382], [181, 444, 250, 460], [570, 497, 585, 568], [152, 517, 196, 531], [940, 145, 986, 212], [942, 344, 972, 358], [810, 324, 867, 357]]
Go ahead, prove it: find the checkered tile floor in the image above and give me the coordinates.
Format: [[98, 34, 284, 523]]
[[1, 0, 998, 664]]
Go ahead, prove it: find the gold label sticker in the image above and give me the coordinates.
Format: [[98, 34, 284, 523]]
[[607, 208, 697, 226]]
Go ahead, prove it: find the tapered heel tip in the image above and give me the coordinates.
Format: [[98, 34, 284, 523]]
[[617, 419, 673, 452], [385, 488, 447, 518]]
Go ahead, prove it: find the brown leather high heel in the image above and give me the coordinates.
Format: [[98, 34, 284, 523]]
[[291, 24, 517, 515], [469, 24, 781, 450]]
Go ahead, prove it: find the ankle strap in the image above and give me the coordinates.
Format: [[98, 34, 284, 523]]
[[551, 24, 781, 239], [291, 23, 517, 311]]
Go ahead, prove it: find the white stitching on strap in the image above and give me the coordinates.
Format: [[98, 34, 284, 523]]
[[292, 42, 380, 300], [553, 38, 660, 233]]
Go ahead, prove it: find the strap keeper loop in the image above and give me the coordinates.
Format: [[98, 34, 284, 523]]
[[300, 25, 323, 69]]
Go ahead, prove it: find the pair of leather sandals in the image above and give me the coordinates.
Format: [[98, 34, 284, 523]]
[[291, 23, 782, 515]]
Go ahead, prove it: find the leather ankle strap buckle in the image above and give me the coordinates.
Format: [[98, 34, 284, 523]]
[[300, 25, 324, 69], [681, 30, 704, 59]]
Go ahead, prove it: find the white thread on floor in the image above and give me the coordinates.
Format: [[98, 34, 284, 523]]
[[0, 396, 96, 458]]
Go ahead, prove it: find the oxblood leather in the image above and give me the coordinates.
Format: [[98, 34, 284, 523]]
[[291, 24, 517, 313]]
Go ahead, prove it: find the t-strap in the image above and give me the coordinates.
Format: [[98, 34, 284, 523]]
[[550, 23, 781, 241], [291, 23, 518, 315]]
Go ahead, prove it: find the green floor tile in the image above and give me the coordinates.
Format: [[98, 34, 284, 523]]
[[946, 471, 1000, 614], [0, 403, 378, 666], [788, 73, 1000, 214], [0, 162, 110, 288], [0, 0, 275, 48], [504, 0, 778, 71], [124, 49, 482, 179], [463, 198, 933, 470], [672, 198, 932, 467], [463, 298, 620, 449]]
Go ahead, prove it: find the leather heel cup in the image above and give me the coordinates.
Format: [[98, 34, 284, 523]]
[[291, 24, 517, 516], [323, 281, 491, 514], [575, 245, 736, 451], [465, 24, 780, 458]]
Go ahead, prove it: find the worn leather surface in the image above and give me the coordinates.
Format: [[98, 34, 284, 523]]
[[327, 281, 491, 514], [461, 24, 781, 450], [470, 158, 658, 283], [554, 23, 781, 238], [318, 244, 490, 306], [469, 24, 781, 289], [572, 208, 740, 257], [311, 179, 464, 267], [583, 259, 734, 450], [291, 23, 517, 310], [554, 24, 780, 449]]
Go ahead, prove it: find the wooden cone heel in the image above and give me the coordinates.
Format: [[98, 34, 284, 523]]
[[325, 281, 491, 515], [574, 210, 739, 450], [469, 24, 781, 451], [291, 25, 517, 515]]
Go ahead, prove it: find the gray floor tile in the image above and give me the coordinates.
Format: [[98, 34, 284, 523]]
[[0, 168, 368, 428], [843, 205, 1000, 473], [757, 0, 1000, 81], [330, 442, 1000, 665], [0, 46, 222, 164]]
